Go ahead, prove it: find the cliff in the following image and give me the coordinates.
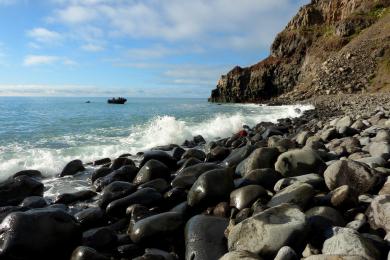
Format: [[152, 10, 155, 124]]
[[209, 0, 390, 103]]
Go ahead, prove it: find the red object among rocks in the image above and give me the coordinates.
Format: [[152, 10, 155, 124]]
[[238, 130, 248, 137]]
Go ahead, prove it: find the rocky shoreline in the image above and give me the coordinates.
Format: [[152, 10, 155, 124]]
[[0, 95, 390, 260]]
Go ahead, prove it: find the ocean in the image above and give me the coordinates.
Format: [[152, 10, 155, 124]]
[[0, 96, 313, 182]]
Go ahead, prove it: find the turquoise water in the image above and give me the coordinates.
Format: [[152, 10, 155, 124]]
[[0, 97, 312, 180]]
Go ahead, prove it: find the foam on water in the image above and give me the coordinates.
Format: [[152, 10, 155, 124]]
[[0, 104, 313, 181]]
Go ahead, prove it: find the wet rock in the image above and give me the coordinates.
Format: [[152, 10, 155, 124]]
[[54, 190, 96, 204], [262, 127, 284, 139], [356, 156, 387, 168], [243, 168, 282, 190], [0, 206, 27, 222], [82, 227, 117, 250], [274, 173, 324, 192], [267, 182, 315, 209], [0, 175, 44, 206], [116, 244, 143, 259], [187, 168, 234, 208], [0, 208, 81, 259], [322, 227, 381, 260], [230, 185, 267, 210], [74, 208, 106, 230], [140, 151, 177, 169], [106, 188, 162, 216], [138, 178, 170, 193], [133, 159, 170, 185], [222, 145, 255, 168], [185, 215, 228, 260], [12, 170, 42, 179], [172, 147, 185, 161], [295, 131, 313, 146], [19, 196, 48, 208], [219, 250, 262, 260], [172, 163, 222, 189], [207, 145, 230, 162], [181, 148, 206, 161], [99, 181, 136, 208], [177, 157, 202, 172], [275, 149, 326, 177], [324, 160, 380, 194], [91, 167, 113, 183], [70, 246, 109, 260], [268, 136, 296, 152], [228, 204, 308, 257], [236, 147, 280, 177], [110, 157, 135, 170], [94, 165, 138, 191], [93, 158, 111, 166], [60, 159, 85, 177], [129, 212, 184, 244], [366, 194, 390, 237]]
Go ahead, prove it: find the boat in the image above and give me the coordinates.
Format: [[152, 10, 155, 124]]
[[107, 97, 127, 104]]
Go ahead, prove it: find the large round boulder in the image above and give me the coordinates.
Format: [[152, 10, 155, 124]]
[[0, 208, 81, 260], [236, 148, 280, 177], [228, 204, 308, 257], [98, 181, 136, 208], [323, 160, 380, 195], [0, 175, 44, 207], [275, 149, 326, 177], [322, 227, 381, 260], [185, 215, 228, 260], [60, 159, 85, 177], [366, 194, 390, 237], [129, 212, 184, 244], [133, 159, 170, 185], [187, 168, 234, 208], [267, 182, 315, 209], [172, 163, 222, 189], [230, 185, 267, 210]]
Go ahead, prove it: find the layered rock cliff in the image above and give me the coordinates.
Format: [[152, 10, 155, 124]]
[[209, 0, 390, 103]]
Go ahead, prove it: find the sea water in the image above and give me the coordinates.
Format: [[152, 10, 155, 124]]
[[0, 96, 313, 182]]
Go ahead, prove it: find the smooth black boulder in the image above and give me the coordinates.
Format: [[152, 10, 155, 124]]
[[129, 212, 184, 244], [106, 188, 162, 216], [60, 159, 85, 177], [140, 150, 177, 169], [91, 167, 113, 183], [82, 227, 117, 250], [185, 215, 228, 260], [70, 246, 109, 260], [243, 168, 282, 191], [0, 208, 81, 260], [74, 207, 106, 230], [0, 175, 44, 207], [221, 144, 255, 168], [138, 178, 170, 193], [54, 190, 97, 204], [172, 163, 222, 189], [230, 185, 268, 210], [19, 196, 48, 208], [11, 169, 42, 179], [94, 165, 138, 191], [187, 168, 234, 208], [110, 157, 135, 170], [99, 181, 136, 208], [133, 159, 170, 185]]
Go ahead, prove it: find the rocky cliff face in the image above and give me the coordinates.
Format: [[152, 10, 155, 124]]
[[209, 0, 390, 103]]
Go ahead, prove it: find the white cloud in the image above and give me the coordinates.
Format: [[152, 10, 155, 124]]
[[55, 5, 98, 24], [81, 43, 104, 52], [27, 27, 62, 44], [23, 55, 76, 66], [49, 0, 310, 50]]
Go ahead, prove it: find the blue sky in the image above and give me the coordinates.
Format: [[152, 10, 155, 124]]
[[0, 0, 308, 97]]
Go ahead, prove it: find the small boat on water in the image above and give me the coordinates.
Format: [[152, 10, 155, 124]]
[[107, 97, 127, 104]]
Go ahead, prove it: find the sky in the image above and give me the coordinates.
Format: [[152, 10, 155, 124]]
[[0, 0, 309, 97]]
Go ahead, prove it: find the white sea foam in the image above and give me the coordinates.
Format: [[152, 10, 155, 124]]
[[0, 104, 313, 181]]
